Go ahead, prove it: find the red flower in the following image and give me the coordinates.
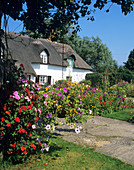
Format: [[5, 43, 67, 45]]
[[1, 117, 5, 122], [15, 117, 20, 122], [21, 129, 26, 133], [26, 122, 31, 127], [36, 117, 39, 121], [29, 133, 31, 137], [4, 105, 7, 111], [36, 94, 39, 100], [22, 105, 27, 111], [6, 123, 11, 127], [24, 141, 27, 145], [11, 144, 16, 147], [21, 146, 25, 151], [25, 88, 30, 93], [6, 111, 11, 115], [24, 150, 28, 155], [109, 102, 112, 105], [18, 128, 22, 133], [18, 108, 21, 113], [27, 105, 32, 109], [33, 146, 36, 150], [30, 143, 35, 147]]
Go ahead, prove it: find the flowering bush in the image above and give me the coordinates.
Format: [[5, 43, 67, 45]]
[[39, 81, 86, 132], [0, 60, 26, 112], [79, 85, 133, 116], [0, 79, 44, 163]]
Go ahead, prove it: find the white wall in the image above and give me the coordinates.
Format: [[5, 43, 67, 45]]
[[32, 64, 67, 84], [32, 63, 92, 84], [72, 68, 92, 83]]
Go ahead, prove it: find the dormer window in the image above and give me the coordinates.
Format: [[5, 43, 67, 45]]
[[67, 57, 74, 68], [40, 50, 48, 64]]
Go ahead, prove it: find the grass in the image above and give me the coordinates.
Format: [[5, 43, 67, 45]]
[[0, 136, 134, 170], [101, 108, 134, 122]]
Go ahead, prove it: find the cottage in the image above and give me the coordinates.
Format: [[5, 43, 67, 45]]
[[2, 32, 92, 85]]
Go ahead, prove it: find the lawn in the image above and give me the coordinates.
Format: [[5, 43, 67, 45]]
[[1, 136, 134, 170], [101, 108, 134, 122]]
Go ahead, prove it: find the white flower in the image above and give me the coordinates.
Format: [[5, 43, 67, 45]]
[[75, 127, 80, 134], [89, 110, 92, 114], [45, 124, 51, 130], [46, 146, 50, 152], [32, 125, 36, 129]]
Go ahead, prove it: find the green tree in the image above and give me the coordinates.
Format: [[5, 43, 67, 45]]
[[61, 32, 117, 73], [124, 49, 134, 72], [0, 0, 134, 39]]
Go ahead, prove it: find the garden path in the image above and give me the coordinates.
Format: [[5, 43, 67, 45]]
[[51, 116, 134, 166]]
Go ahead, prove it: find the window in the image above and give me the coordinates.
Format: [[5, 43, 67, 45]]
[[67, 57, 74, 67], [40, 50, 48, 64], [36, 75, 51, 85], [39, 76, 48, 85], [66, 76, 72, 81]]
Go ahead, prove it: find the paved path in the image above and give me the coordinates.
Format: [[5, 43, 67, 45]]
[[52, 116, 134, 166]]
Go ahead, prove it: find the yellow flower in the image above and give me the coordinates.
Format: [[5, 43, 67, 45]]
[[50, 102, 53, 105], [45, 87, 48, 91]]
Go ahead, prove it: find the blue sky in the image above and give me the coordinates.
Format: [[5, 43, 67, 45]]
[[3, 3, 134, 66], [78, 4, 134, 66]]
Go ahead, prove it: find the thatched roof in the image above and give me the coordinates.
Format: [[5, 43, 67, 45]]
[[2, 31, 92, 76]]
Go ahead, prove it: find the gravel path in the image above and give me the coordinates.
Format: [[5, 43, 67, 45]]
[[51, 116, 134, 165]]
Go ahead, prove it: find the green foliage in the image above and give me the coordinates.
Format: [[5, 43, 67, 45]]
[[1, 1, 134, 39], [124, 49, 134, 72], [39, 81, 85, 125], [53, 80, 69, 88], [86, 72, 103, 89], [62, 33, 117, 73], [0, 60, 26, 112], [0, 80, 42, 163], [1, 136, 134, 170], [79, 79, 91, 86], [102, 108, 134, 123], [86, 68, 134, 89]]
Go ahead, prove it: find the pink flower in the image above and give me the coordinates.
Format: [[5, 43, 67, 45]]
[[32, 125, 36, 129], [15, 95, 20, 100], [38, 108, 42, 113], [14, 91, 18, 96], [25, 96, 30, 102], [10, 95, 14, 98]]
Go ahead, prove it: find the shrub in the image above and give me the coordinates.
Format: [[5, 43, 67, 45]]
[[39, 81, 87, 130], [0, 81, 43, 163], [0, 60, 26, 112], [79, 79, 91, 86]]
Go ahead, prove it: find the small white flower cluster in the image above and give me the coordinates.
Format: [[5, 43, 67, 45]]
[[75, 125, 82, 134]]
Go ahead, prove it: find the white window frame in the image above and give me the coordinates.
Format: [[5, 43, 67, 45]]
[[40, 50, 48, 64]]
